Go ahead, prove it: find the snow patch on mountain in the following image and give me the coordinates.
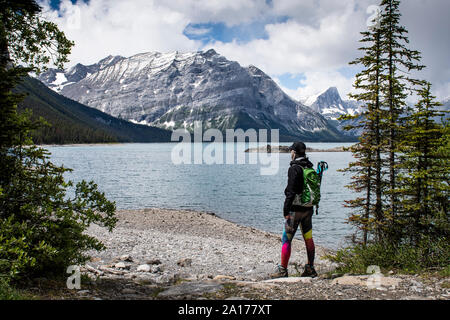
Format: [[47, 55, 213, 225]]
[[37, 50, 349, 141], [304, 87, 364, 137]]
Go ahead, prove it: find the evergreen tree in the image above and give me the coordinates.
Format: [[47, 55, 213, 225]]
[[395, 82, 449, 247], [0, 0, 117, 279], [343, 0, 426, 244], [341, 12, 386, 245], [379, 0, 424, 224], [329, 0, 449, 273]]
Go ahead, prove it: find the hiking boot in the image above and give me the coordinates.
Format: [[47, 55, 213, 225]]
[[270, 265, 288, 279], [301, 264, 318, 278]]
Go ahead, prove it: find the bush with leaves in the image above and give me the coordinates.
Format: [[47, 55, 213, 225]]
[[0, 0, 117, 281], [327, 236, 450, 275], [0, 144, 117, 279]]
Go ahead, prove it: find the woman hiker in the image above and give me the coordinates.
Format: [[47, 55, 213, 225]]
[[270, 141, 318, 278]]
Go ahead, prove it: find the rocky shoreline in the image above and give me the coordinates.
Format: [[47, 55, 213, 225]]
[[47, 208, 449, 300]]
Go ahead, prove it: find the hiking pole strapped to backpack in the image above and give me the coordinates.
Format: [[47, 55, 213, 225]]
[[315, 161, 328, 215]]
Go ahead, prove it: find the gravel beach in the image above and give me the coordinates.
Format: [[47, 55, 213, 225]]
[[56, 208, 450, 300], [85, 208, 335, 282]]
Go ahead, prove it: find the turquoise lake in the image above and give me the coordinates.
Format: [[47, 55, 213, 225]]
[[46, 142, 357, 249]]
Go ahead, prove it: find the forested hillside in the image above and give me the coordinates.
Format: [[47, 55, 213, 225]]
[[15, 77, 173, 144]]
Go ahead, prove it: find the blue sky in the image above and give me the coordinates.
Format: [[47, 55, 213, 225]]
[[49, 0, 78, 10], [183, 16, 289, 45], [41, 0, 450, 101]]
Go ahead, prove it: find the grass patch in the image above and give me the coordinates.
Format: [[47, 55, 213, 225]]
[[438, 265, 450, 278], [0, 277, 30, 300], [151, 287, 166, 298], [324, 238, 450, 276], [173, 278, 191, 285]]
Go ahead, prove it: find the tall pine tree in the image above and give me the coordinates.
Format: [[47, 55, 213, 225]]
[[379, 0, 424, 227], [395, 82, 449, 247], [331, 0, 448, 273], [342, 10, 386, 245]]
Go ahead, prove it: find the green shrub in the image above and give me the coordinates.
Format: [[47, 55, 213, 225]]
[[0, 276, 25, 300], [0, 145, 117, 280], [326, 236, 450, 275], [0, 0, 116, 284]]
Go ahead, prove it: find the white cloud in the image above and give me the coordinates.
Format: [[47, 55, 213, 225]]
[[274, 71, 356, 103], [209, 2, 366, 99], [38, 0, 450, 101], [161, 0, 270, 26], [183, 25, 212, 36], [210, 10, 364, 75], [39, 0, 201, 66]]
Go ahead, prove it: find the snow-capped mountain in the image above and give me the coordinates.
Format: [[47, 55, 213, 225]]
[[302, 88, 450, 138], [304, 87, 364, 137], [39, 55, 125, 92], [38, 50, 348, 141], [440, 98, 450, 112], [437, 98, 450, 122], [307, 87, 363, 121]]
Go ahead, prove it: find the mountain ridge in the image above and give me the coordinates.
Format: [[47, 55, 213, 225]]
[[304, 87, 363, 137], [38, 50, 354, 142]]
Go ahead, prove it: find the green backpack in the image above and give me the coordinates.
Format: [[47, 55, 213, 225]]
[[292, 166, 321, 207]]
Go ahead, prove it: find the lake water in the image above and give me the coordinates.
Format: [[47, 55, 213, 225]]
[[46, 142, 357, 249]]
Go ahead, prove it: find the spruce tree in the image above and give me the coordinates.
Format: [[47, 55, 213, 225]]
[[341, 13, 386, 245], [379, 0, 424, 225], [395, 82, 449, 247], [330, 0, 448, 273]]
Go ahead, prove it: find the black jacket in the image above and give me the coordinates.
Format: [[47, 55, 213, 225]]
[[283, 157, 314, 217]]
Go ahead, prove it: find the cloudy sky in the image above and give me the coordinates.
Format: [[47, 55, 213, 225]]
[[40, 0, 450, 102]]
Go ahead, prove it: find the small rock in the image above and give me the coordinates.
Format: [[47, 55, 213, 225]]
[[115, 262, 130, 269], [264, 277, 312, 284], [177, 258, 192, 267], [121, 288, 138, 294], [213, 275, 236, 281], [331, 276, 366, 286], [158, 282, 224, 298], [411, 286, 422, 293], [226, 296, 249, 300], [120, 255, 133, 262], [152, 265, 163, 273], [137, 264, 151, 272], [146, 259, 162, 265], [77, 290, 90, 295], [410, 279, 423, 287], [400, 295, 427, 300], [331, 275, 402, 288]]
